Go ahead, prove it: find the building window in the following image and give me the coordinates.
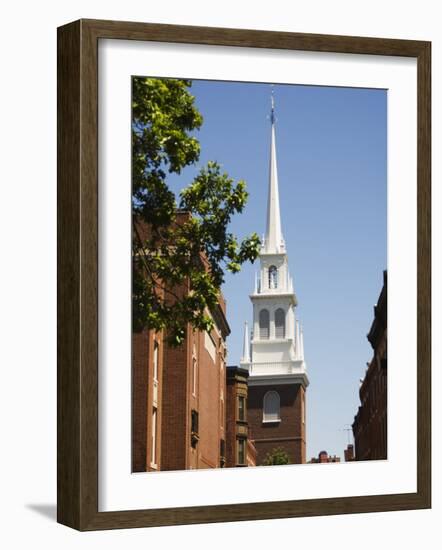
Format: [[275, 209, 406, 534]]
[[192, 357, 197, 396], [191, 409, 199, 448], [152, 340, 160, 407], [150, 407, 157, 467], [204, 331, 216, 361], [268, 265, 278, 289], [238, 395, 246, 421], [237, 438, 246, 465], [259, 309, 270, 339], [275, 308, 285, 338], [263, 390, 280, 422], [153, 340, 159, 381], [220, 439, 226, 467]]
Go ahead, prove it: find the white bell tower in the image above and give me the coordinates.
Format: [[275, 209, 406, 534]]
[[241, 93, 309, 389]]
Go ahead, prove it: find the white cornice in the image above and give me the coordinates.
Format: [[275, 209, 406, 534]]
[[248, 372, 309, 388], [249, 292, 297, 305]]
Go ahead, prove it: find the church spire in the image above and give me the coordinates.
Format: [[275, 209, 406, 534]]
[[241, 321, 250, 364], [264, 89, 284, 254]]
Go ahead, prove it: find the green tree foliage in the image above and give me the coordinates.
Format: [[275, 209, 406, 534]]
[[262, 447, 291, 466], [132, 77, 260, 345]]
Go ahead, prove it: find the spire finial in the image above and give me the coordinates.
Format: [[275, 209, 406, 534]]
[[270, 85, 275, 125], [264, 85, 284, 253]]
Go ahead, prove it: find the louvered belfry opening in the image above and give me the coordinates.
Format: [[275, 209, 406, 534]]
[[275, 308, 285, 338], [259, 309, 270, 339]]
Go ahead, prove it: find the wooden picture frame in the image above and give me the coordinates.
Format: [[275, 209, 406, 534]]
[[57, 18, 431, 531]]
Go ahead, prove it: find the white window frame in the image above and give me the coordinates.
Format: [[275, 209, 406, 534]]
[[150, 407, 157, 468], [152, 340, 159, 382], [268, 265, 278, 289], [263, 390, 281, 423], [237, 438, 246, 465], [204, 331, 216, 362], [192, 357, 197, 396]]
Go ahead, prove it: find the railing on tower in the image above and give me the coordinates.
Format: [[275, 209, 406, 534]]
[[249, 361, 304, 375]]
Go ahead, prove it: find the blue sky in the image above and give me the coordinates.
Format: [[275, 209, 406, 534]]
[[166, 79, 387, 460]]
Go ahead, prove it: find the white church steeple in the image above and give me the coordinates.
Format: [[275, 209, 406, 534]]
[[264, 92, 285, 254], [243, 90, 308, 389]]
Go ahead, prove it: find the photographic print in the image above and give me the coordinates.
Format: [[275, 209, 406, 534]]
[[131, 77, 387, 472], [57, 19, 430, 529]]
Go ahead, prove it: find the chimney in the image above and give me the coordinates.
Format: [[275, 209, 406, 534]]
[[344, 444, 354, 462], [318, 450, 328, 463]]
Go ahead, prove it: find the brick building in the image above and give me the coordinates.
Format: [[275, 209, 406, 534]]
[[247, 384, 306, 465], [225, 366, 256, 468], [344, 443, 355, 462], [132, 214, 230, 472], [246, 439, 258, 467], [161, 300, 229, 471], [309, 451, 341, 464], [240, 97, 309, 465], [132, 328, 165, 472], [352, 270, 387, 461]]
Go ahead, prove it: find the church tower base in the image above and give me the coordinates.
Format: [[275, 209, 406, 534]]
[[247, 383, 306, 465]]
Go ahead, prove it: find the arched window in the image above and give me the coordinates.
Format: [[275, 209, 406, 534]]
[[259, 309, 270, 339], [268, 265, 278, 289], [275, 308, 285, 339], [263, 390, 280, 422]]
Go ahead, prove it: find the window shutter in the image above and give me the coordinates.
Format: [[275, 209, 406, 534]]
[[259, 309, 270, 339], [275, 308, 285, 338]]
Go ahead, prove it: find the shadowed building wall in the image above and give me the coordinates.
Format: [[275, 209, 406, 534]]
[[225, 366, 256, 468], [352, 270, 387, 461]]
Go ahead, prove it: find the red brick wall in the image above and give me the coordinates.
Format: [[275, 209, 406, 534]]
[[247, 439, 257, 467], [225, 367, 250, 468], [353, 272, 387, 461], [225, 373, 237, 467], [159, 325, 226, 471], [353, 355, 387, 460], [132, 330, 149, 472], [132, 215, 228, 472], [196, 329, 223, 469], [160, 335, 190, 471], [248, 383, 306, 465], [132, 329, 163, 472]]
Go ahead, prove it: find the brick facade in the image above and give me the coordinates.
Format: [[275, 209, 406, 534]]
[[132, 310, 229, 473], [225, 366, 255, 468], [132, 215, 230, 472], [132, 329, 164, 472], [247, 383, 306, 465], [352, 270, 387, 461], [309, 450, 340, 463], [160, 322, 228, 471], [344, 444, 355, 462]]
